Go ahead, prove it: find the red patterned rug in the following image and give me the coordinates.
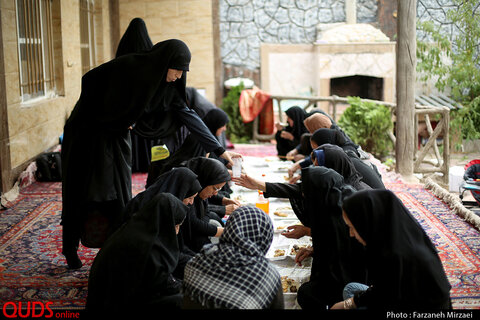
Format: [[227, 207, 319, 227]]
[[1, 146, 479, 311]]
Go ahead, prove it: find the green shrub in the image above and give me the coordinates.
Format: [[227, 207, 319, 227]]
[[220, 83, 253, 143], [338, 96, 394, 159]]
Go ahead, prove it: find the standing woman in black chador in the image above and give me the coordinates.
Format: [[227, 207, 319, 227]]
[[86, 193, 189, 315], [61, 37, 240, 269], [332, 189, 451, 310], [115, 17, 154, 173]]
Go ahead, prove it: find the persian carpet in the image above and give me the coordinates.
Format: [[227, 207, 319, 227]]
[[0, 145, 479, 310]]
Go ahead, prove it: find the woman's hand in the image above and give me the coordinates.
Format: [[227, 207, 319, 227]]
[[281, 225, 311, 239], [231, 173, 266, 191], [215, 227, 224, 237], [286, 149, 298, 159], [222, 197, 242, 206], [220, 151, 243, 167], [280, 131, 294, 141], [330, 298, 356, 310], [288, 175, 301, 184], [295, 246, 313, 266], [288, 161, 302, 177], [225, 204, 240, 215]]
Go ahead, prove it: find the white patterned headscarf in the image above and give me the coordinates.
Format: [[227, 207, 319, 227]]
[[183, 206, 281, 309]]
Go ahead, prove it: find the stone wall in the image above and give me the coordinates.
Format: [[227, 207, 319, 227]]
[[219, 0, 378, 79]]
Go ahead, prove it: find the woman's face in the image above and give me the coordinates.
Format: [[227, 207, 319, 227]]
[[310, 140, 318, 150], [342, 210, 366, 246], [166, 68, 183, 82], [182, 192, 198, 206], [287, 116, 294, 127], [199, 182, 226, 200], [215, 125, 227, 137]]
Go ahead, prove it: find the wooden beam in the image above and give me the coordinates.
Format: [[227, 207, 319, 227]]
[[395, 0, 416, 178]]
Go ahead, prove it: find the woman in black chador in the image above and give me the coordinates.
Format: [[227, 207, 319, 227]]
[[61, 37, 240, 269], [332, 189, 451, 310], [115, 17, 154, 173], [145, 87, 230, 187], [86, 193, 188, 315]]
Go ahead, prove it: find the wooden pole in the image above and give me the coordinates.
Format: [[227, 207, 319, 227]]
[[395, 0, 416, 179]]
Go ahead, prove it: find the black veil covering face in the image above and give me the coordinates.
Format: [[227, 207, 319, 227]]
[[297, 166, 366, 308], [342, 189, 452, 310], [86, 193, 188, 314], [61, 39, 196, 267]]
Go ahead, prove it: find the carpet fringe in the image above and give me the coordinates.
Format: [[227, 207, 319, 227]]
[[424, 177, 480, 231]]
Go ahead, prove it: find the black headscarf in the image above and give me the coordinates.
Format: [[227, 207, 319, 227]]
[[132, 39, 191, 138], [120, 167, 201, 225], [311, 128, 359, 157], [342, 189, 451, 310], [202, 108, 229, 136], [115, 18, 153, 58], [284, 106, 308, 140], [316, 144, 369, 191], [300, 166, 366, 306], [184, 157, 231, 189], [180, 157, 231, 252], [86, 193, 188, 313]]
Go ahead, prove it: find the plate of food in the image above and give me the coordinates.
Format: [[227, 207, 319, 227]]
[[288, 244, 312, 258], [272, 206, 296, 219], [274, 219, 302, 233], [266, 245, 290, 261]]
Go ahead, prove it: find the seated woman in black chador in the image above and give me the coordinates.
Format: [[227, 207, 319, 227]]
[[118, 167, 202, 280], [311, 144, 371, 191], [232, 166, 366, 309], [332, 189, 451, 310], [275, 106, 308, 159], [294, 166, 367, 310], [86, 193, 189, 316], [179, 157, 234, 253], [61, 36, 241, 269], [311, 129, 384, 189], [182, 206, 284, 309]]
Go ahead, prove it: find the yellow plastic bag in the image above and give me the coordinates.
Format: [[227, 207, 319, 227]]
[[151, 144, 170, 162]]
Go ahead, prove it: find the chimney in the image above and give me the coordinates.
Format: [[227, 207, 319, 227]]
[[346, 0, 357, 24]]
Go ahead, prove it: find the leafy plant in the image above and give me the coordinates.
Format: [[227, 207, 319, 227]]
[[416, 0, 480, 143], [220, 83, 253, 143], [338, 96, 394, 159]]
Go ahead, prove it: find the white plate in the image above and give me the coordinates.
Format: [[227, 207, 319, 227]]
[[266, 244, 290, 261], [273, 219, 301, 233], [272, 207, 296, 219]]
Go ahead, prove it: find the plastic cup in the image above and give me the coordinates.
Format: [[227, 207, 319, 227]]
[[232, 158, 242, 177]]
